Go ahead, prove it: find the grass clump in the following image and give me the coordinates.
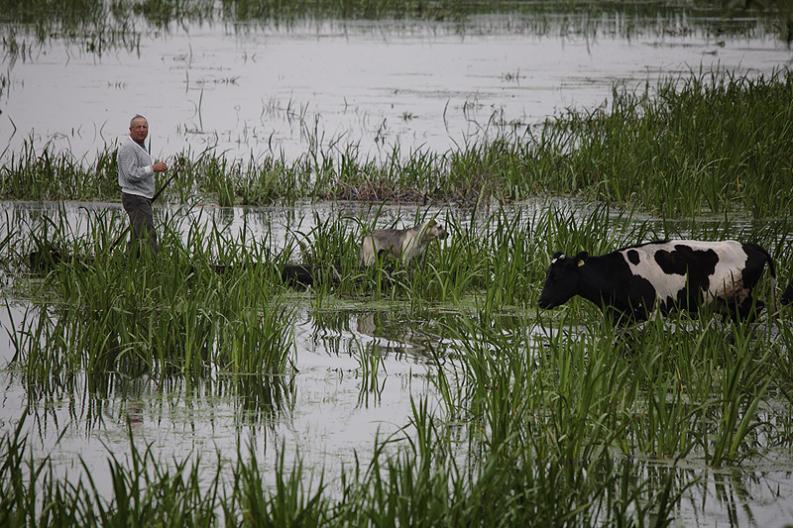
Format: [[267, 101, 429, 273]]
[[528, 68, 793, 216], [0, 393, 685, 527], [6, 211, 297, 395]]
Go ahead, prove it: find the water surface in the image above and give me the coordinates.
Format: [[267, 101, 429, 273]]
[[1, 15, 791, 165]]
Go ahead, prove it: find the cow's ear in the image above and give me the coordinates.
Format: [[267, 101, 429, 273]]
[[575, 251, 588, 267]]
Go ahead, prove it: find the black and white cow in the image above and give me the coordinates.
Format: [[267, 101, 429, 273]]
[[538, 240, 776, 323]]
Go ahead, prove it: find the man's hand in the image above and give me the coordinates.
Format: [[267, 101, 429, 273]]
[[153, 161, 168, 173]]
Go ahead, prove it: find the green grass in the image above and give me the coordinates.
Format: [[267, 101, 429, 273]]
[[527, 68, 793, 216], [5, 197, 791, 306], [0, 397, 684, 526], [4, 211, 297, 403], [3, 70, 792, 217], [4, 300, 791, 525], [0, 208, 793, 526]]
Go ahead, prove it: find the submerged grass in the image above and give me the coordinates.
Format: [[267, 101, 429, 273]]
[[0, 398, 686, 526], [4, 198, 790, 308], [2, 69, 792, 217], [4, 301, 791, 525], [3, 209, 298, 411]]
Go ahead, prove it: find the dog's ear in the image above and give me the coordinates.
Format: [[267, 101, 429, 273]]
[[426, 219, 437, 228]]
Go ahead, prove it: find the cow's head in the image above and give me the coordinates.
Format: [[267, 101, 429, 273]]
[[538, 251, 588, 309]]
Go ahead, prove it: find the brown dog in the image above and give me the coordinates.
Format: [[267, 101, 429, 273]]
[[360, 219, 448, 267]]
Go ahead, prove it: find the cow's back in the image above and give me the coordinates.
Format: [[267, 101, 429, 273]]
[[619, 240, 764, 305]]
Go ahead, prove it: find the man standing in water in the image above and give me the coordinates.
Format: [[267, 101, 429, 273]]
[[118, 115, 168, 254]]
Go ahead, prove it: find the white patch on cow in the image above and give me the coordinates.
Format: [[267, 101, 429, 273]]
[[619, 240, 749, 306], [552, 254, 565, 264]]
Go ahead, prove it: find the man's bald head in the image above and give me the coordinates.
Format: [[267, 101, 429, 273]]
[[130, 114, 147, 128], [129, 115, 149, 144]]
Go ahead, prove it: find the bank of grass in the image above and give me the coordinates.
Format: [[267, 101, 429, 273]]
[[2, 69, 792, 216]]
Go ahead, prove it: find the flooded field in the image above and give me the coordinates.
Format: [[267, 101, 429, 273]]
[[2, 197, 793, 526], [2, 2, 793, 527], [1, 5, 792, 163]]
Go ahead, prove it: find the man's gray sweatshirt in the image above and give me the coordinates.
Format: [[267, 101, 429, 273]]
[[117, 136, 155, 198]]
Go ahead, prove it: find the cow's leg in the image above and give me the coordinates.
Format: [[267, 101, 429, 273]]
[[725, 296, 763, 323], [604, 305, 648, 326]]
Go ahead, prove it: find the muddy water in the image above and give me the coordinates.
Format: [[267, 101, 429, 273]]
[[1, 17, 791, 164]]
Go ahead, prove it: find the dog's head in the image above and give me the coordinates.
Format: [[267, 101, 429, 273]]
[[421, 219, 448, 241]]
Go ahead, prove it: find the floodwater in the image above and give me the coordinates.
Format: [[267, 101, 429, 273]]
[[0, 299, 439, 487], [2, 8, 793, 527], [1, 16, 791, 164]]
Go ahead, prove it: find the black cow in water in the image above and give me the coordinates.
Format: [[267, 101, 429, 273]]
[[538, 240, 777, 323]]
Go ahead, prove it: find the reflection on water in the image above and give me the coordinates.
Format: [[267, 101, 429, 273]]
[[315, 307, 434, 358], [671, 462, 793, 526], [0, 298, 441, 485]]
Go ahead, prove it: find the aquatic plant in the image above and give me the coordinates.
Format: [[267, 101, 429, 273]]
[[529, 68, 793, 217]]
